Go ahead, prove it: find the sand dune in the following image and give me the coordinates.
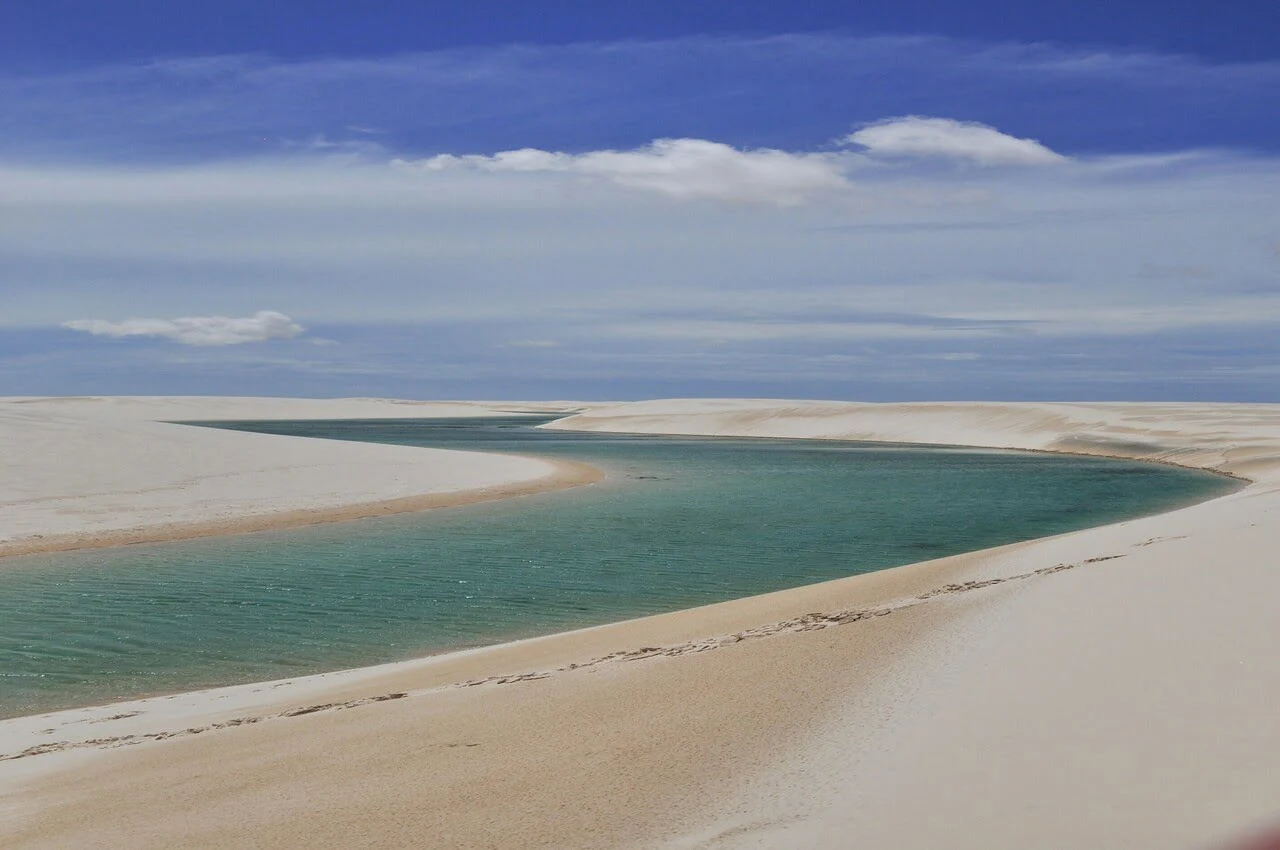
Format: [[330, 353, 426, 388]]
[[0, 396, 600, 557], [1, 398, 1278, 849], [545, 398, 1280, 478]]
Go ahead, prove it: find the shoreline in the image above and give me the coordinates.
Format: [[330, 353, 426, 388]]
[[2, 417, 1245, 562], [2, 398, 1278, 849], [0, 500, 1160, 807], [3, 481, 1260, 848], [0, 479, 1217, 724], [536, 421, 1257, 482], [0, 440, 1242, 721], [0, 457, 602, 560], [0, 397, 600, 562]]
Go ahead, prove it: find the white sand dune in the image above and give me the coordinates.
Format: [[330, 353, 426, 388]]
[[1, 398, 1278, 849], [544, 398, 1280, 478], [0, 396, 599, 556], [551, 400, 1280, 847]]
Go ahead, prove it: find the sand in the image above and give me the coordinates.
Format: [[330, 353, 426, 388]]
[[1, 398, 1278, 849], [0, 396, 601, 557]]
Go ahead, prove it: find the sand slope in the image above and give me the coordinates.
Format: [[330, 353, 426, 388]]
[[2, 399, 1278, 849], [544, 398, 1280, 478], [0, 397, 598, 556]]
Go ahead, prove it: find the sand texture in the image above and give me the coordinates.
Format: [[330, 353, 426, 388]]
[[1, 398, 1278, 849], [0, 397, 599, 557]]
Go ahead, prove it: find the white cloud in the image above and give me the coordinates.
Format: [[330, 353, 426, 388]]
[[6, 139, 1275, 361], [1, 36, 1275, 397], [410, 138, 849, 204], [846, 116, 1068, 166], [64, 311, 304, 346], [406, 119, 1068, 203]]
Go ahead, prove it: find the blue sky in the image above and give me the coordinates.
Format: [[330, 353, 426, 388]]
[[4, 1, 1277, 64], [1, 3, 1277, 400]]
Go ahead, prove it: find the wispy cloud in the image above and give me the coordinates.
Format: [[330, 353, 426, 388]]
[[3, 34, 1276, 399], [404, 116, 1070, 204], [64, 311, 304, 346], [505, 339, 562, 348], [1, 34, 1276, 162], [410, 138, 848, 204], [7, 137, 1275, 341]]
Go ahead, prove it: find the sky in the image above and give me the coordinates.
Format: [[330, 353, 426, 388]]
[[1, 2, 1277, 401]]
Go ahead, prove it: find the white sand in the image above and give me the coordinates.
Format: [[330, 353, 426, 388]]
[[1, 398, 1278, 849], [0, 396, 599, 556], [544, 398, 1280, 478], [550, 400, 1280, 848]]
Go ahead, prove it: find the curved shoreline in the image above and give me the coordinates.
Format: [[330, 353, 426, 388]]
[[0, 397, 603, 562], [3, 399, 1278, 850], [0, 434, 1238, 721], [540, 422, 1256, 483], [2, 481, 1258, 847], [0, 457, 603, 560]]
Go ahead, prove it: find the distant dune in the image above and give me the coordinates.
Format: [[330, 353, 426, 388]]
[[0, 396, 600, 557], [1, 397, 1277, 850]]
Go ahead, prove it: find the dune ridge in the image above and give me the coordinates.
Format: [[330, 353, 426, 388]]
[[1, 398, 1277, 849]]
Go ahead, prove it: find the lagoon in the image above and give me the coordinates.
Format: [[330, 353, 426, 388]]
[[0, 416, 1237, 718]]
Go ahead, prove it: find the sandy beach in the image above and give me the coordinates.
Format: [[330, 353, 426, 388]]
[[2, 398, 1278, 849], [0, 397, 600, 557]]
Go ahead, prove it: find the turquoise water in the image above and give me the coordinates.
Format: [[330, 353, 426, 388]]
[[0, 417, 1238, 719]]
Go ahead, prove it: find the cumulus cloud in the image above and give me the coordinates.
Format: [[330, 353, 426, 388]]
[[64, 311, 304, 346], [410, 138, 848, 204], [846, 116, 1068, 166]]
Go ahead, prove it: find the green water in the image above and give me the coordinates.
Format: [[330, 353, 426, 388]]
[[0, 416, 1238, 719]]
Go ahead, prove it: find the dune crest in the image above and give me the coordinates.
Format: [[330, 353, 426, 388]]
[[2, 397, 1277, 850]]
